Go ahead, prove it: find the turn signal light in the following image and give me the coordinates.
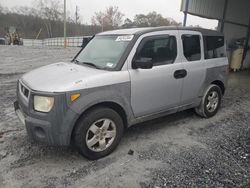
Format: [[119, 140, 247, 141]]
[[70, 93, 81, 102]]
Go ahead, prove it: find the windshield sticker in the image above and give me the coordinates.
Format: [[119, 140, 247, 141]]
[[106, 63, 114, 68], [116, 35, 134, 42]]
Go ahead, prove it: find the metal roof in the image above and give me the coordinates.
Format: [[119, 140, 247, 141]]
[[181, 0, 250, 26], [97, 26, 223, 36], [181, 0, 225, 20]]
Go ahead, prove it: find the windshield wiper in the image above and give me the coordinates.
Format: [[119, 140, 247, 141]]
[[72, 59, 80, 64], [80, 62, 101, 69], [73, 60, 104, 70]]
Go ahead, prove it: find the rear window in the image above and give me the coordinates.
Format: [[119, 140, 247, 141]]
[[203, 36, 225, 59], [182, 35, 201, 61]]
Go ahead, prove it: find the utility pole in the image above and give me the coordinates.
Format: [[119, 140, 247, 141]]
[[183, 0, 189, 27], [75, 6, 79, 24], [64, 0, 67, 48]]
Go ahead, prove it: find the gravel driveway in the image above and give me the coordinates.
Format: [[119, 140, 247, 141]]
[[0, 46, 249, 188]]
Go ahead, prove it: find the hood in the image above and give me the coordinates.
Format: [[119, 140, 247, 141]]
[[21, 62, 108, 92]]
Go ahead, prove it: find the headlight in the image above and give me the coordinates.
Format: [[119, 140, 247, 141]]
[[34, 96, 54, 113]]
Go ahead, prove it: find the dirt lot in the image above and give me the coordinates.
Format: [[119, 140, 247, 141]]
[[0, 46, 249, 188]]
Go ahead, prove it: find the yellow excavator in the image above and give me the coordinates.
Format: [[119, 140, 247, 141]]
[[5, 26, 23, 45]]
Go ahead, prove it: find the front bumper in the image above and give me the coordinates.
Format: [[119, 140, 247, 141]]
[[14, 82, 79, 146], [14, 100, 55, 144]]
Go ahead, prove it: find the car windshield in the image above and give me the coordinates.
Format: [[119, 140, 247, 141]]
[[75, 35, 133, 70]]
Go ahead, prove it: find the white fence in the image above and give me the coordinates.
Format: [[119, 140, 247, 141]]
[[23, 39, 43, 46], [23, 36, 88, 47]]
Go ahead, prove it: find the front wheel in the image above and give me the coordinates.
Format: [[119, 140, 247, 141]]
[[73, 107, 124, 160], [195, 84, 222, 118]]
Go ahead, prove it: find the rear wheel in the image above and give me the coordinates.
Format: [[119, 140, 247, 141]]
[[195, 84, 222, 118], [73, 107, 124, 160]]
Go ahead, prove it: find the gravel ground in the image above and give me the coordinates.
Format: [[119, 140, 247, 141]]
[[0, 46, 249, 188]]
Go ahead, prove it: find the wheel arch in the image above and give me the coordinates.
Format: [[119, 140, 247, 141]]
[[211, 80, 225, 95], [70, 101, 128, 143]]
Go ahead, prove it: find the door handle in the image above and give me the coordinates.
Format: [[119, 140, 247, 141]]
[[174, 69, 187, 79]]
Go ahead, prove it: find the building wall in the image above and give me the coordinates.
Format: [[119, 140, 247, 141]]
[[223, 23, 247, 44], [225, 0, 250, 25], [181, 0, 250, 69], [181, 0, 249, 47], [224, 0, 250, 68]]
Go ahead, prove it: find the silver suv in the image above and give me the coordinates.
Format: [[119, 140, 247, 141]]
[[14, 27, 228, 159]]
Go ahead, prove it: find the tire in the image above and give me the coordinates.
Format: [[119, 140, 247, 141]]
[[195, 84, 222, 118], [73, 107, 124, 160]]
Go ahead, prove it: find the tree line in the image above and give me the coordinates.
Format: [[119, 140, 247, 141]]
[[0, 0, 181, 39]]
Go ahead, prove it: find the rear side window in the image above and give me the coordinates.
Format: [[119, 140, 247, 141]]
[[203, 36, 225, 59], [137, 36, 177, 66], [182, 35, 201, 61]]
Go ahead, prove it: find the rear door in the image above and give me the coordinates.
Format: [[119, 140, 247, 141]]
[[178, 31, 206, 106]]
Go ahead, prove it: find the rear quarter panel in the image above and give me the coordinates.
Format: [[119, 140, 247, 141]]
[[201, 57, 229, 96]]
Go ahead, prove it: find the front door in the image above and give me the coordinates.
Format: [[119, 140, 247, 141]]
[[128, 31, 184, 118]]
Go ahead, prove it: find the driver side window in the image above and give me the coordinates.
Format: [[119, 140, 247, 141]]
[[136, 36, 177, 66]]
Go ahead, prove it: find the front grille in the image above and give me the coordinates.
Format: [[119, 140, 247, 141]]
[[19, 82, 30, 99]]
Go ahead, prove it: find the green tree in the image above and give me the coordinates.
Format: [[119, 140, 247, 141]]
[[123, 11, 181, 28], [122, 18, 134, 28]]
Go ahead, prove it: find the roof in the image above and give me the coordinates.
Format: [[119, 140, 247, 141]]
[[97, 26, 223, 36], [98, 27, 155, 35]]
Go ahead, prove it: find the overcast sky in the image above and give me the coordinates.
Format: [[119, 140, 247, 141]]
[[1, 0, 218, 29]]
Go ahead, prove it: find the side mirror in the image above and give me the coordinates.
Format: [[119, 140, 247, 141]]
[[132, 57, 153, 69]]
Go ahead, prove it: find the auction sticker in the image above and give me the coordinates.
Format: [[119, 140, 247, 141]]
[[106, 63, 114, 68], [116, 35, 134, 42]]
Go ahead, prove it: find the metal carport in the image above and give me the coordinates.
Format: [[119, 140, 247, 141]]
[[181, 0, 250, 69]]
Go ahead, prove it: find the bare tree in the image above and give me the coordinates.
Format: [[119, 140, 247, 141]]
[[35, 0, 63, 21], [91, 6, 124, 30], [11, 6, 38, 16], [91, 11, 104, 28], [0, 3, 3, 14], [34, 0, 64, 37], [0, 3, 9, 14]]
